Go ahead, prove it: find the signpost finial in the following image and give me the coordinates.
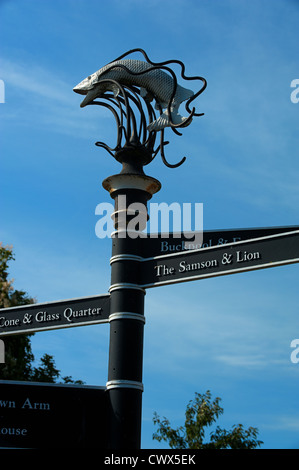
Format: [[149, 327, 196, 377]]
[[73, 48, 207, 171]]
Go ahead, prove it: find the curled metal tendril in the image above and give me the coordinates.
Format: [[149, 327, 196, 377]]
[[86, 49, 206, 169]]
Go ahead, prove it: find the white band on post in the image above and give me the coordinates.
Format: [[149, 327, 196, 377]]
[[110, 254, 143, 265], [109, 283, 145, 293], [109, 312, 146, 324], [106, 380, 144, 392]]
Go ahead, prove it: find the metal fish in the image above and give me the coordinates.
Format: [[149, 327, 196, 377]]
[[73, 59, 194, 131]]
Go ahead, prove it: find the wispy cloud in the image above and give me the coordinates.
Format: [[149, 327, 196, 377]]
[[144, 272, 298, 381], [0, 57, 73, 105], [0, 56, 110, 138], [263, 415, 299, 432], [217, 354, 285, 369]]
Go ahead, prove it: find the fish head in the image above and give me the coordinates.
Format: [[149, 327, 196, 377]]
[[73, 74, 95, 94], [74, 76, 122, 107], [73, 75, 108, 107]]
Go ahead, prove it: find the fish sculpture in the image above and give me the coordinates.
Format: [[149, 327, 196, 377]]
[[73, 59, 195, 132]]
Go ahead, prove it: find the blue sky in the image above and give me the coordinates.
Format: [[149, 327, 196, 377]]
[[1, 0, 299, 449]]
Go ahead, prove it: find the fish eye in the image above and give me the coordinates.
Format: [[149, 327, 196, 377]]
[[88, 75, 91, 80]]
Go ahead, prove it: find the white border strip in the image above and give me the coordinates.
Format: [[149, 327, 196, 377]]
[[0, 379, 106, 390], [0, 293, 110, 313], [0, 317, 110, 337], [146, 225, 299, 240]]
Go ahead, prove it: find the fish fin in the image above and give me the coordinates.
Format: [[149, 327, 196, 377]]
[[179, 87, 194, 103], [147, 111, 170, 131], [154, 101, 167, 111], [80, 88, 99, 107], [140, 87, 154, 102], [80, 85, 105, 107], [80, 82, 120, 107], [147, 111, 191, 132], [111, 83, 120, 98]]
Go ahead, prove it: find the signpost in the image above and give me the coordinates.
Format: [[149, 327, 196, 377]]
[[1, 49, 298, 450], [0, 380, 107, 448], [0, 294, 110, 336], [141, 230, 299, 288], [140, 225, 299, 258]]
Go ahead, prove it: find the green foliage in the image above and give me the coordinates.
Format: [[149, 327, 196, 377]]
[[153, 390, 263, 449], [0, 243, 83, 384]]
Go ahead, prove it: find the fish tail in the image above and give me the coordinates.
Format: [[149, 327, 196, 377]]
[[147, 111, 170, 132], [147, 111, 191, 132]]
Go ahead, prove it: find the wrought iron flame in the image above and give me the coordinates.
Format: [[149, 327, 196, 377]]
[[83, 49, 207, 169]]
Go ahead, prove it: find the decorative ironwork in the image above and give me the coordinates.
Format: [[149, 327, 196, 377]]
[[74, 49, 207, 170]]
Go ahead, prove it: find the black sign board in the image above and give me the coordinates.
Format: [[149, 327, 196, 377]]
[[0, 294, 110, 336], [141, 225, 299, 258], [0, 380, 107, 448], [141, 230, 299, 288]]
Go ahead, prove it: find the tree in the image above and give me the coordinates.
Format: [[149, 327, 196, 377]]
[[153, 390, 263, 449], [0, 243, 83, 384]]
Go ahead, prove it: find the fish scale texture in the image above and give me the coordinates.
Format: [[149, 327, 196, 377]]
[[92, 59, 191, 107]]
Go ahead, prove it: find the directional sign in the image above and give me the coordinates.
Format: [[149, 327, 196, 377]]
[[0, 380, 107, 448], [141, 225, 299, 258], [141, 230, 299, 288], [0, 294, 110, 336]]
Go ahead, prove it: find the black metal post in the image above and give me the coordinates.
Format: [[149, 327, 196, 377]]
[[103, 162, 161, 449], [73, 48, 206, 449]]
